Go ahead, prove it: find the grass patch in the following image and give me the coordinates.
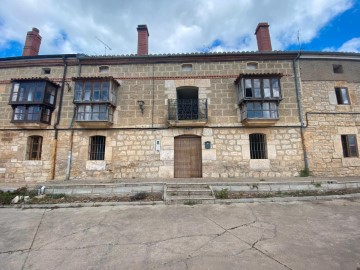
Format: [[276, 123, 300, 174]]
[[312, 182, 322, 188], [215, 188, 229, 199], [299, 169, 310, 177], [183, 200, 197, 206]]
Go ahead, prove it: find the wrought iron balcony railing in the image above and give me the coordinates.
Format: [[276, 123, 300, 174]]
[[168, 99, 208, 121]]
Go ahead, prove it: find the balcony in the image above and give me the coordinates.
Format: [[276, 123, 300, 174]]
[[168, 99, 208, 127], [240, 102, 279, 126]]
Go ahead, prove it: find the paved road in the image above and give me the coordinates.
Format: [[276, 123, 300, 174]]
[[1, 199, 359, 270]]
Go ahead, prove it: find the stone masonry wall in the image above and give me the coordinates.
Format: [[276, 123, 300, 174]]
[[0, 58, 304, 182], [301, 79, 360, 176]]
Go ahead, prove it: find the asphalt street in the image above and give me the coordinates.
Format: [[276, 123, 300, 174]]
[[1, 199, 359, 270]]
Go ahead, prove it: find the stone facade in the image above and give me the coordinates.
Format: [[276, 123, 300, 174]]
[[300, 57, 360, 176], [0, 51, 359, 182]]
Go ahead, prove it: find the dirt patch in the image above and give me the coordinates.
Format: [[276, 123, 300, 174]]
[[222, 188, 360, 199]]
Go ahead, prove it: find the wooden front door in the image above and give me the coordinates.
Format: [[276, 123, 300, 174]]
[[174, 135, 202, 178]]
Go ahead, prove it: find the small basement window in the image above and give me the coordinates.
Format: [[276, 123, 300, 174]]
[[333, 64, 343, 74], [246, 62, 258, 70], [99, 66, 109, 73], [181, 64, 193, 72], [42, 68, 51, 75]]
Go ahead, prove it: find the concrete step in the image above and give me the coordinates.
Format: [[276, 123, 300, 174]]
[[166, 198, 215, 205], [167, 189, 213, 196], [166, 194, 215, 200], [167, 183, 210, 189]]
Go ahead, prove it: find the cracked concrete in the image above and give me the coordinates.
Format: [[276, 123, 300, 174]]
[[0, 199, 359, 270]]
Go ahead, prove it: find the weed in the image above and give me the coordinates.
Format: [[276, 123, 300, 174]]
[[260, 179, 266, 182], [130, 192, 147, 201], [299, 169, 310, 177], [312, 182, 322, 188], [251, 184, 259, 190], [47, 193, 66, 199], [215, 188, 229, 199], [183, 200, 197, 206], [170, 192, 176, 196]]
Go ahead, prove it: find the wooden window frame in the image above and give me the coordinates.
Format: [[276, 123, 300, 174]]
[[27, 136, 43, 160], [341, 134, 358, 158]]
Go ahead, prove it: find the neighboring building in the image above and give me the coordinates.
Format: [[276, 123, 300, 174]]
[[0, 24, 359, 183]]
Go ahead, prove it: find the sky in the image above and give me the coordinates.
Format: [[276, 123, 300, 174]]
[[0, 0, 359, 57]]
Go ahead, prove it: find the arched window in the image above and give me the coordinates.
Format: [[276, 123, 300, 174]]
[[27, 136, 43, 160], [89, 136, 106, 160], [249, 133, 267, 159]]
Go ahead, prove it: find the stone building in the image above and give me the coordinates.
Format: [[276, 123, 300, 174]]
[[0, 23, 359, 183]]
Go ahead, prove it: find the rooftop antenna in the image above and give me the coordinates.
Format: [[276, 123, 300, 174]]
[[95, 36, 112, 55], [297, 30, 303, 52]]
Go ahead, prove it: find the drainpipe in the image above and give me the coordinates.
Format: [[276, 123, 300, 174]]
[[65, 55, 82, 180], [293, 53, 309, 175], [50, 56, 68, 180]]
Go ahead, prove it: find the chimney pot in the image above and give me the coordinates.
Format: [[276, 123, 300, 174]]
[[255, 22, 272, 52], [137, 24, 149, 56], [22, 27, 42, 57]]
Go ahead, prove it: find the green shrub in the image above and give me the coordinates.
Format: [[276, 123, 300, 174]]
[[216, 188, 229, 199]]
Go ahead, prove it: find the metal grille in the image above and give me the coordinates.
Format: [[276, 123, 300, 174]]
[[89, 136, 106, 160], [28, 136, 42, 160], [168, 99, 207, 121], [249, 133, 267, 159]]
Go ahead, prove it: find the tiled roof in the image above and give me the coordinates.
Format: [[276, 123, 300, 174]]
[[71, 76, 120, 86], [234, 72, 283, 84], [10, 77, 61, 87]]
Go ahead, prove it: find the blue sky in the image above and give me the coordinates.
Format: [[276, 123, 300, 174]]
[[0, 0, 359, 57]]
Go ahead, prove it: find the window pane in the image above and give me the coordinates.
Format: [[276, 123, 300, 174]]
[[263, 79, 271, 98], [272, 79, 280, 97], [12, 83, 19, 101], [19, 84, 27, 101], [27, 83, 35, 101], [101, 82, 109, 101], [84, 82, 91, 101], [93, 82, 100, 101], [28, 106, 41, 121], [28, 136, 42, 160], [341, 88, 349, 104], [245, 79, 252, 98], [85, 105, 91, 120], [254, 79, 261, 98], [74, 82, 83, 101], [34, 83, 43, 102], [14, 106, 25, 120]]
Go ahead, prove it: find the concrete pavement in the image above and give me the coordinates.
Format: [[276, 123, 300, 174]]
[[1, 199, 359, 270]]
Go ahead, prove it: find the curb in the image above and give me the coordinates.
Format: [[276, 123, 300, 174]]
[[1, 193, 359, 209]]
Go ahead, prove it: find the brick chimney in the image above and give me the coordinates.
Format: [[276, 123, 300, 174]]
[[22, 27, 42, 57], [137, 25, 149, 56], [255, 22, 272, 52]]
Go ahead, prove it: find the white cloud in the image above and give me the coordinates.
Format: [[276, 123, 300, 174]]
[[338, 37, 360, 52], [0, 0, 354, 56]]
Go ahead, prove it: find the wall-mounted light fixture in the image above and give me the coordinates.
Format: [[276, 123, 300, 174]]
[[137, 100, 145, 115]]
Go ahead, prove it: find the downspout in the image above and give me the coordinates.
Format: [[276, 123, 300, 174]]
[[65, 55, 82, 180], [50, 56, 68, 180], [151, 63, 155, 128], [293, 53, 309, 175]]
